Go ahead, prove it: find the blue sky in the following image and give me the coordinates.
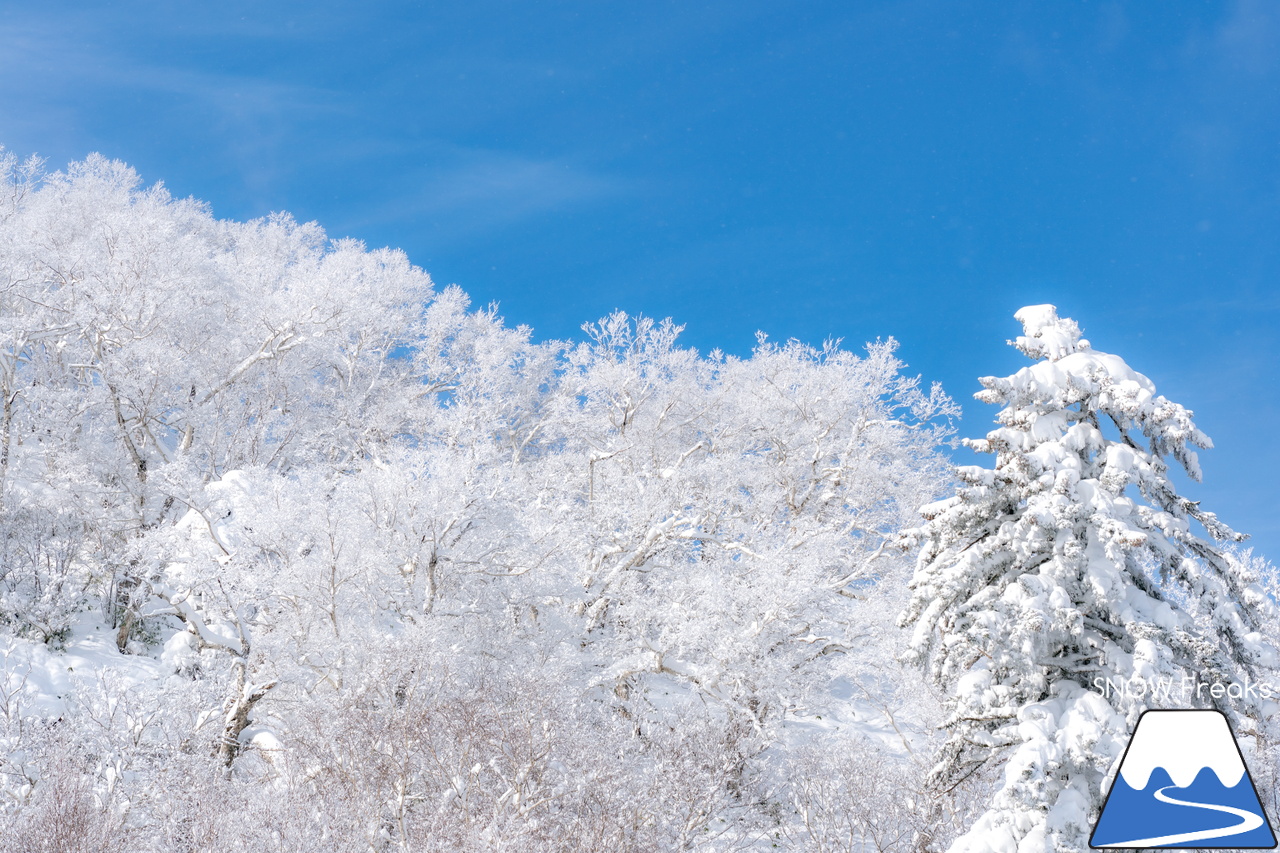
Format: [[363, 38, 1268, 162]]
[[3, 1, 1279, 557]]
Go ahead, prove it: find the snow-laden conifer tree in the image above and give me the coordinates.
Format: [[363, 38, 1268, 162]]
[[899, 305, 1276, 852]]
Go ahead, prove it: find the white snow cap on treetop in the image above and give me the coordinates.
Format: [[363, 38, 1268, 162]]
[[1012, 304, 1090, 361]]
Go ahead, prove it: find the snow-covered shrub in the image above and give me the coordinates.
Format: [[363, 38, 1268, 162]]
[[0, 502, 85, 646], [0, 752, 128, 853]]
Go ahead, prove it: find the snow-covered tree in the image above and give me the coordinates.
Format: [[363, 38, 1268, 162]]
[[0, 149, 972, 850], [899, 305, 1277, 852]]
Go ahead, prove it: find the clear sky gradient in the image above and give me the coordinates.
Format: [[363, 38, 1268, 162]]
[[3, 1, 1278, 557]]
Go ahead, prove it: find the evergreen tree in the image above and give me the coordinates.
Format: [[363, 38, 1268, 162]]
[[899, 305, 1276, 852]]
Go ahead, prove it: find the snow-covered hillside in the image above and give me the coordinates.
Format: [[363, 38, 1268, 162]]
[[0, 149, 1276, 852], [0, 149, 969, 851]]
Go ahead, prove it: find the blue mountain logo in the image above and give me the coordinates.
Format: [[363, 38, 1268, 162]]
[[1091, 709, 1277, 849]]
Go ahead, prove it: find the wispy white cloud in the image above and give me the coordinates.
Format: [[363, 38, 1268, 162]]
[[342, 146, 627, 246], [1212, 0, 1280, 76], [0, 7, 343, 203], [0, 3, 630, 239]]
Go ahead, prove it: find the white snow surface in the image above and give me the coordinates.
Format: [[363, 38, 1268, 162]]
[[1012, 304, 1090, 360]]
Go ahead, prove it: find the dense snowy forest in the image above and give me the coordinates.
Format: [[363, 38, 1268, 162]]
[[1, 150, 1276, 852]]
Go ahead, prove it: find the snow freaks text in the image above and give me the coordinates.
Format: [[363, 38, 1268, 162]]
[[1092, 675, 1280, 703]]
